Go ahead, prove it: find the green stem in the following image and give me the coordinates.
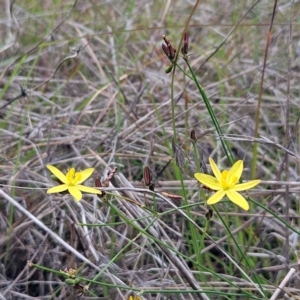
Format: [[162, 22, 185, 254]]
[[181, 59, 234, 165], [214, 207, 265, 296]]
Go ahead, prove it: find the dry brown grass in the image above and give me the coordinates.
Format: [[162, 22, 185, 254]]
[[1, 0, 300, 299]]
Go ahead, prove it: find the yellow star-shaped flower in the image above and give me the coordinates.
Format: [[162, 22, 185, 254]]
[[47, 165, 102, 201], [194, 157, 260, 210]]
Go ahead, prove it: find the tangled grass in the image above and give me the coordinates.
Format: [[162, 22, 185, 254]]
[[1, 0, 300, 299]]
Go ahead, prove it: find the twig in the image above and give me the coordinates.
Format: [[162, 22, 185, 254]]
[[269, 268, 295, 300]]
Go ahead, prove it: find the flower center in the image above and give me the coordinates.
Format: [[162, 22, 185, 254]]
[[66, 168, 82, 186], [221, 170, 238, 190]]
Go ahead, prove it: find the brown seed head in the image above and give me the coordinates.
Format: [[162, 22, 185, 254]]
[[181, 31, 189, 56], [143, 165, 152, 186], [190, 129, 197, 143], [206, 209, 213, 220], [162, 35, 176, 61]]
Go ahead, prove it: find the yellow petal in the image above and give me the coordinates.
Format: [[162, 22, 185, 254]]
[[68, 186, 82, 201], [194, 173, 222, 190], [226, 190, 249, 210], [76, 168, 95, 184], [228, 160, 243, 183], [233, 179, 261, 192], [47, 165, 67, 184], [209, 157, 222, 182], [47, 184, 68, 194], [77, 185, 102, 195], [66, 168, 76, 183], [207, 190, 226, 205]]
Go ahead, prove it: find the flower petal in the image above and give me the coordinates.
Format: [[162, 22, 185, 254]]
[[207, 190, 226, 205], [77, 185, 102, 195], [228, 160, 243, 182], [47, 165, 67, 184], [226, 190, 249, 210], [66, 168, 76, 183], [209, 157, 222, 182], [233, 180, 261, 191], [47, 184, 68, 194], [194, 173, 222, 190], [76, 168, 95, 184], [68, 186, 82, 201]]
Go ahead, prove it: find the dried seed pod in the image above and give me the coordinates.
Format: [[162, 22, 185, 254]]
[[190, 129, 197, 143], [162, 43, 170, 57], [168, 42, 176, 60], [162, 34, 176, 61], [143, 165, 152, 186], [181, 31, 189, 56], [206, 208, 213, 220]]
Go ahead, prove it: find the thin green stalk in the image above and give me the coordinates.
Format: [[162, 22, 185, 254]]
[[199, 218, 209, 248], [179, 171, 204, 277], [83, 203, 160, 294], [170, 61, 204, 275], [251, 197, 300, 236], [107, 201, 260, 298], [213, 207, 266, 296], [182, 59, 234, 165], [29, 261, 265, 298]]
